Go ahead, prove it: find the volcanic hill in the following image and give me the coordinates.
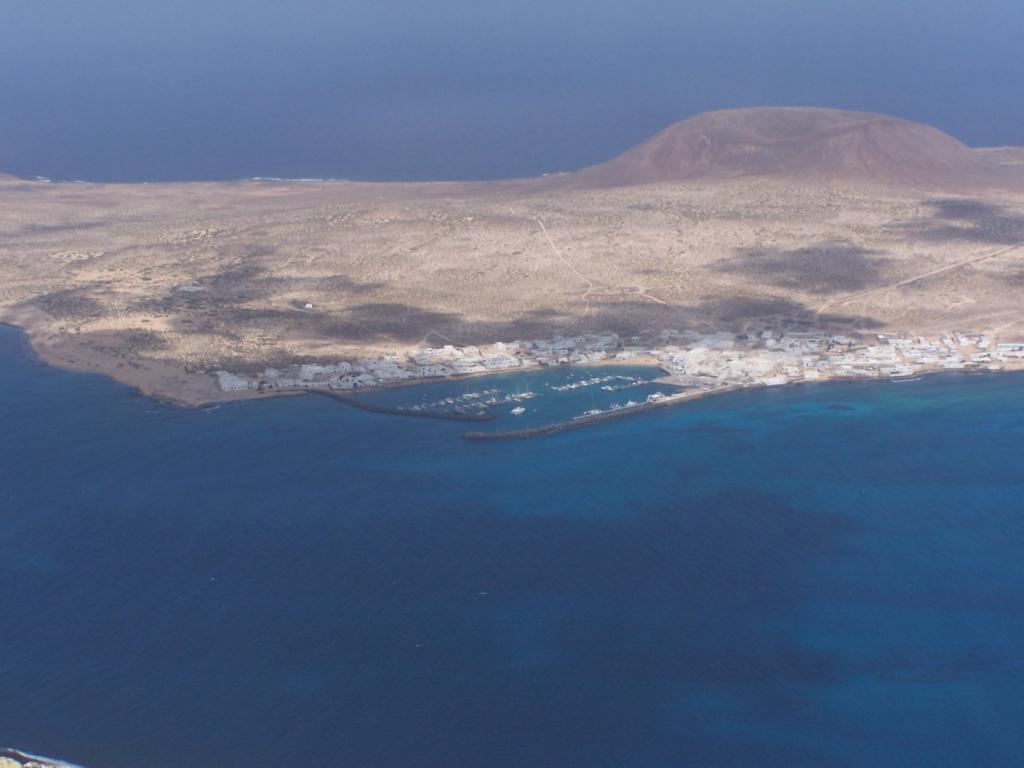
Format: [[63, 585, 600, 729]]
[[565, 107, 1023, 191]]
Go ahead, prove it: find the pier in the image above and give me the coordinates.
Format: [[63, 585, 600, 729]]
[[462, 386, 737, 439]]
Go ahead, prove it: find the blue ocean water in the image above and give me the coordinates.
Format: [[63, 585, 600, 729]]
[[1, 322, 1023, 768]]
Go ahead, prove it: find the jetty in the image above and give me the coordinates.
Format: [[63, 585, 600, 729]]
[[462, 386, 737, 439], [314, 390, 497, 422]]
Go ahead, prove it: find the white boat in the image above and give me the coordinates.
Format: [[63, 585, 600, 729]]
[[510, 406, 526, 415]]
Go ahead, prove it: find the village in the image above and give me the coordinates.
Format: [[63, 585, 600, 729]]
[[215, 330, 1024, 397]]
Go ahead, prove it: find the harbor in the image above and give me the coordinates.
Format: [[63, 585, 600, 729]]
[[224, 330, 1024, 436], [216, 330, 1024, 402]]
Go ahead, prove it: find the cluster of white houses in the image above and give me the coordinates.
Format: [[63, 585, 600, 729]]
[[656, 331, 1023, 388], [215, 331, 1024, 393]]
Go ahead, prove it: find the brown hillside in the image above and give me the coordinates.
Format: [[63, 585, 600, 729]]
[[565, 107, 1022, 190]]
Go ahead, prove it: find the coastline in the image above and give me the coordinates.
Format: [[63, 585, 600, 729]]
[[3, 309, 1022, 431], [0, 308, 286, 408], [0, 305, 661, 408]]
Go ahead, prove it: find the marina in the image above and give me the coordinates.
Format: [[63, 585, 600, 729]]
[[330, 364, 685, 432], [288, 330, 1024, 438]]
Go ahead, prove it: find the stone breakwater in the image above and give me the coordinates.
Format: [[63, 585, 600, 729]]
[[314, 390, 497, 421], [462, 386, 738, 440]]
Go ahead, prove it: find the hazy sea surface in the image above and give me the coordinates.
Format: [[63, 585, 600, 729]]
[[2, 322, 1024, 767], [4, 2, 1024, 182]]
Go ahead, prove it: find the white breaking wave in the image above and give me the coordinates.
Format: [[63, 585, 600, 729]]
[[1, 747, 87, 768]]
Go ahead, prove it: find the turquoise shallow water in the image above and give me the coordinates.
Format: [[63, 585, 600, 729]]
[[1, 323, 1023, 768]]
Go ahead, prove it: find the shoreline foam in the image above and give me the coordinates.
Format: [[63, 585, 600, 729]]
[[0, 748, 85, 768]]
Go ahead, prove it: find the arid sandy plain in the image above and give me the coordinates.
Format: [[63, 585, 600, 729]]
[[2, 108, 1023, 404]]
